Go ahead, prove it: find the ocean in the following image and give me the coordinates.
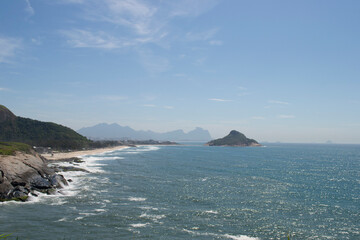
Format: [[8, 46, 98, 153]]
[[0, 143, 359, 239]]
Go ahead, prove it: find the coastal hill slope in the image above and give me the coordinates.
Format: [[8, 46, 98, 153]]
[[207, 130, 261, 147], [0, 105, 91, 149], [78, 123, 212, 141]]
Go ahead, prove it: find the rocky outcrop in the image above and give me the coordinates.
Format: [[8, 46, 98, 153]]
[[206, 130, 261, 147], [0, 151, 68, 201]]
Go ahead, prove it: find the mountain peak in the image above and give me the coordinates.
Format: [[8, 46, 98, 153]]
[[78, 124, 212, 141], [229, 130, 241, 135], [0, 105, 16, 123]]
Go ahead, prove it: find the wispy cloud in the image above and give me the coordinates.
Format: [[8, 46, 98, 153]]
[[186, 28, 218, 41], [143, 104, 174, 110], [268, 100, 290, 105], [208, 98, 232, 102], [278, 115, 295, 119], [60, 29, 135, 49], [25, 0, 35, 16], [59, 0, 218, 47], [0, 87, 10, 91], [0, 37, 22, 63], [58, 0, 219, 73]]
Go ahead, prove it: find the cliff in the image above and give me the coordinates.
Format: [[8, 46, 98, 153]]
[[0, 143, 68, 201], [207, 130, 261, 147]]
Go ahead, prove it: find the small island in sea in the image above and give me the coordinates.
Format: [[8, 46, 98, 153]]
[[206, 130, 261, 147]]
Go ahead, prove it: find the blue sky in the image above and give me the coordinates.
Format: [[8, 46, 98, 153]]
[[1, 0, 360, 143]]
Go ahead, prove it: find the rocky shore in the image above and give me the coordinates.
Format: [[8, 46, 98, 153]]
[[0, 151, 68, 202]]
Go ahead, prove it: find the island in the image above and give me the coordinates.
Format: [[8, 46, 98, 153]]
[[206, 130, 261, 147]]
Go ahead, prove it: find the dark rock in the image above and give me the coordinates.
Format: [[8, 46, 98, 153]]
[[10, 186, 30, 199], [49, 174, 68, 188], [0, 170, 4, 184], [11, 180, 27, 187], [58, 166, 90, 173], [46, 188, 56, 195], [30, 176, 51, 189], [30, 192, 38, 197]]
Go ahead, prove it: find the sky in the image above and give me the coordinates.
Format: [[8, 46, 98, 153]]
[[1, 0, 360, 143]]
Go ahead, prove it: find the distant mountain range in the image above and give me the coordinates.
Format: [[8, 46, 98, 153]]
[[77, 123, 212, 141]]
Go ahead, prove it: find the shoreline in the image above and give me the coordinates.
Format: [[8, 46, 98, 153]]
[[41, 145, 130, 161]]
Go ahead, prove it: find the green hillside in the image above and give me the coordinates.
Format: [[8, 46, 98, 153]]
[[0, 142, 32, 155], [0, 105, 91, 150]]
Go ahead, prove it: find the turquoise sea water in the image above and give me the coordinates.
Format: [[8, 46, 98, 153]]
[[1, 143, 359, 239]]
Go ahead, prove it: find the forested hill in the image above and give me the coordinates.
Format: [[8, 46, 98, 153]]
[[0, 105, 91, 150], [207, 130, 261, 147]]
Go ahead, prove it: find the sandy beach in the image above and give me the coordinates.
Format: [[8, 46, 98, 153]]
[[41, 145, 130, 160]]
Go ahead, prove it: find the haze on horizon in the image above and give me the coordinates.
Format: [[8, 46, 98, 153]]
[[1, 0, 360, 144]]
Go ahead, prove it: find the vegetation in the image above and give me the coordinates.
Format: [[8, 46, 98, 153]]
[[207, 130, 260, 146], [0, 142, 32, 155], [0, 105, 91, 150], [0, 234, 11, 239], [88, 140, 122, 149]]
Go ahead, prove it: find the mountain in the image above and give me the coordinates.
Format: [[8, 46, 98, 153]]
[[0, 105, 91, 150], [206, 130, 261, 147], [78, 123, 212, 141]]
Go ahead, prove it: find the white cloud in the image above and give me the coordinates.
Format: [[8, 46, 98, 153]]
[[0, 37, 22, 63], [142, 104, 173, 109], [25, 0, 35, 16], [95, 0, 158, 36], [59, 0, 219, 46], [269, 100, 290, 105], [208, 98, 232, 102], [0, 88, 9, 91], [278, 115, 295, 119], [143, 104, 156, 108], [60, 29, 134, 49]]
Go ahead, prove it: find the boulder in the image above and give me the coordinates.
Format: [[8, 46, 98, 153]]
[[49, 174, 68, 188], [30, 175, 52, 189]]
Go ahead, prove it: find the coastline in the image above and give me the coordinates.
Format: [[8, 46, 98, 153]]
[[41, 145, 130, 161]]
